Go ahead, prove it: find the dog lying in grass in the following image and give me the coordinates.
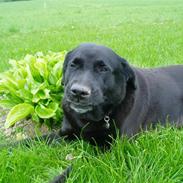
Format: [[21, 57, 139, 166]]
[[48, 43, 183, 182], [2, 43, 183, 183], [55, 43, 183, 145]]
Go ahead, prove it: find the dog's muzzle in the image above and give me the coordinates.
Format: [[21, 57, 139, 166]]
[[69, 83, 92, 114]]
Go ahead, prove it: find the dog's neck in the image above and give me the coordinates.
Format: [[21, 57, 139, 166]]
[[114, 84, 136, 128]]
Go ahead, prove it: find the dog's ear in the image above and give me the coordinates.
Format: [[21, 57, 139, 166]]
[[118, 56, 137, 90], [61, 50, 73, 85]]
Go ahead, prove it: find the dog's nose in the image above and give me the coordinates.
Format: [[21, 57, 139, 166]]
[[70, 84, 91, 98]]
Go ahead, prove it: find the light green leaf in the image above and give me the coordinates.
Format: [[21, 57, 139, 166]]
[[48, 73, 57, 85], [17, 89, 33, 102], [35, 52, 44, 57], [16, 79, 26, 89], [31, 82, 47, 95], [32, 89, 50, 103], [31, 82, 50, 103], [35, 102, 58, 119], [5, 103, 34, 128], [0, 99, 17, 109], [9, 59, 18, 69], [0, 81, 7, 93], [52, 61, 63, 79], [26, 56, 43, 82], [24, 54, 35, 63], [25, 63, 35, 88], [34, 58, 48, 79]]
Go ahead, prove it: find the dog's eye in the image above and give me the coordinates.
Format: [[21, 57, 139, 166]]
[[95, 61, 109, 72], [70, 58, 82, 68]]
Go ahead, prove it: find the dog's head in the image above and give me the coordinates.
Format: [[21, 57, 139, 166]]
[[62, 43, 136, 121]]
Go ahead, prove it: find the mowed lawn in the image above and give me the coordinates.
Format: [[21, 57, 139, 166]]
[[0, 0, 183, 182]]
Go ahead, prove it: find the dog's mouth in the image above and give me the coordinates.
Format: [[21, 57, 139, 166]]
[[70, 103, 93, 114]]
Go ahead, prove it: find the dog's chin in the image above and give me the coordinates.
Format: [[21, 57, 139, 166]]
[[70, 103, 105, 121], [70, 103, 93, 114]]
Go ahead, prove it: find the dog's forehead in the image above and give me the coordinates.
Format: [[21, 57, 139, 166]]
[[73, 43, 118, 62]]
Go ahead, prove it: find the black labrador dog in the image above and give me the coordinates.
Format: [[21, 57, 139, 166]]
[[53, 43, 183, 147], [49, 43, 183, 182]]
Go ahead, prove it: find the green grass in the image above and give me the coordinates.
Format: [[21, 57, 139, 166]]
[[1, 127, 183, 183], [0, 0, 183, 182], [0, 0, 183, 71]]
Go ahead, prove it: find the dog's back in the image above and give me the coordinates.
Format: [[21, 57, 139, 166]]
[[136, 65, 183, 127]]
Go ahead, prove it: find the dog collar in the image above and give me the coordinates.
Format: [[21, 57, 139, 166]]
[[81, 115, 111, 129]]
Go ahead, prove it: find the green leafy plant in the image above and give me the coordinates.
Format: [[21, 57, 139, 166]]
[[0, 51, 66, 129]]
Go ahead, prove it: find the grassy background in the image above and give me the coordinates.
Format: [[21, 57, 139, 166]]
[[0, 0, 183, 182], [0, 0, 183, 71]]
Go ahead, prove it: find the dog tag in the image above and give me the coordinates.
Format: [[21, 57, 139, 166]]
[[104, 115, 110, 129]]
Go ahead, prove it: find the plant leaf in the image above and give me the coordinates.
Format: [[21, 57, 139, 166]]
[[5, 103, 34, 128], [35, 102, 58, 119], [34, 58, 48, 79], [0, 99, 18, 109], [32, 89, 50, 103]]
